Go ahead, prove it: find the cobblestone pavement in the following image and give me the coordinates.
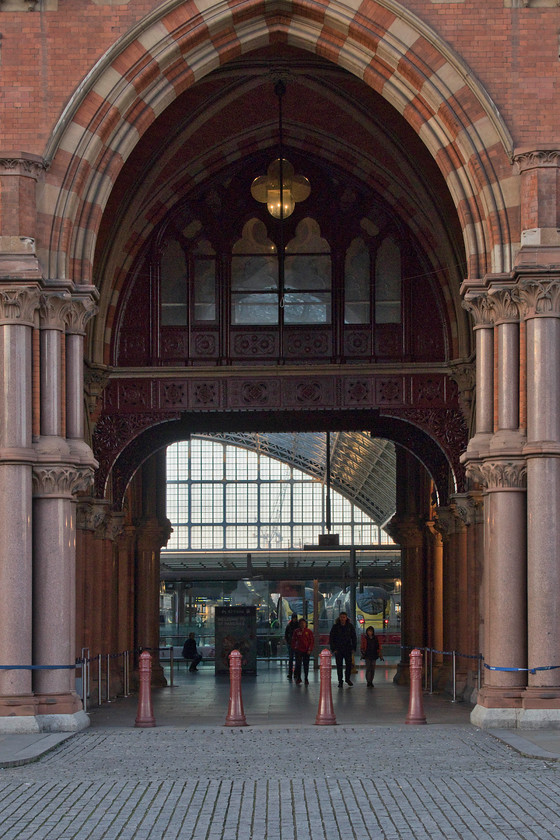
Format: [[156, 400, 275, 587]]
[[1, 725, 559, 839]]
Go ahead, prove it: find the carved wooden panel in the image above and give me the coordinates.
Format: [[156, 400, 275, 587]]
[[230, 331, 278, 359], [343, 329, 372, 358], [284, 329, 332, 358]]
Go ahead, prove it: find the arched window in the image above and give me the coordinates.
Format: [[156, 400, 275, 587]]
[[375, 237, 402, 324], [344, 236, 370, 324], [231, 218, 278, 325], [161, 239, 187, 325], [284, 218, 331, 324]]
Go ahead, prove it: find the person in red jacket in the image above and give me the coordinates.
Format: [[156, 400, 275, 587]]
[[291, 618, 315, 685]]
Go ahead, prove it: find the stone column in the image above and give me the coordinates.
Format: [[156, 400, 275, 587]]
[[0, 286, 40, 723], [32, 464, 93, 720], [468, 460, 527, 727], [517, 278, 560, 721], [462, 286, 494, 455], [32, 289, 95, 727]]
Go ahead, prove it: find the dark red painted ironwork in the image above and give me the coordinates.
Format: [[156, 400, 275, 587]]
[[315, 647, 337, 726], [405, 648, 427, 725], [224, 649, 248, 727], [135, 650, 156, 728]]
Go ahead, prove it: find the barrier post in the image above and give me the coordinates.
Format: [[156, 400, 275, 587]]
[[451, 650, 457, 703], [225, 649, 248, 726], [135, 650, 156, 727], [98, 654, 102, 707], [169, 646, 174, 688], [106, 654, 111, 702], [405, 648, 426, 725], [315, 648, 337, 726], [429, 648, 434, 695]]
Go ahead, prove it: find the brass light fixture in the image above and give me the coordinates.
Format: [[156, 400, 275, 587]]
[[251, 80, 310, 220]]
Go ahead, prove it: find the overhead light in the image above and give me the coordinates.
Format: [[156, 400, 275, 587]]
[[250, 80, 310, 220]]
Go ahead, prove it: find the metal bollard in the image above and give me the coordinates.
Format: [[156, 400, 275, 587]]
[[224, 649, 248, 726], [315, 648, 337, 725], [135, 650, 156, 727], [405, 648, 427, 725]]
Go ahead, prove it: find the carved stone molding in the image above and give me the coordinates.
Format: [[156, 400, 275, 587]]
[[32, 464, 95, 498], [0, 286, 40, 325], [462, 294, 493, 327], [513, 279, 560, 318], [465, 459, 527, 491], [513, 149, 560, 174], [39, 291, 72, 330]]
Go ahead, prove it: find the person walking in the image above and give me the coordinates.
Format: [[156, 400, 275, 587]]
[[291, 618, 314, 685], [329, 612, 357, 687], [182, 632, 203, 672], [361, 625, 384, 687], [285, 613, 299, 679]]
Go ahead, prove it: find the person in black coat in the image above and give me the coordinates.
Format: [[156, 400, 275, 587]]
[[284, 613, 299, 679], [361, 626, 384, 687], [329, 612, 357, 687], [182, 632, 202, 672]]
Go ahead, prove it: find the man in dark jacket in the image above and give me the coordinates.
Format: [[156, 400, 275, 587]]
[[182, 632, 202, 672], [284, 613, 299, 679], [329, 612, 357, 687]]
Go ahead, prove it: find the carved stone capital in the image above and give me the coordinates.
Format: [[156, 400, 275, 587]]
[[66, 286, 99, 334], [39, 291, 72, 330], [385, 515, 423, 547], [513, 279, 560, 318], [0, 155, 48, 180], [76, 498, 111, 533], [465, 459, 527, 491], [488, 288, 520, 324], [434, 505, 464, 538], [136, 517, 173, 550], [84, 362, 111, 422], [448, 360, 475, 426], [513, 149, 560, 174], [462, 293, 494, 327], [0, 286, 40, 325], [450, 492, 484, 527], [32, 464, 94, 498]]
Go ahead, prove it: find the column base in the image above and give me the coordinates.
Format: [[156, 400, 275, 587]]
[[0, 694, 40, 717], [35, 691, 83, 716], [471, 703, 520, 729], [0, 710, 89, 733]]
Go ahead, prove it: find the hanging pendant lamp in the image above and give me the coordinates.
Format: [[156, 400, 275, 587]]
[[251, 80, 310, 219]]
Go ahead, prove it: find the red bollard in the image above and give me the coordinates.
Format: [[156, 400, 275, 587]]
[[315, 648, 337, 726], [135, 650, 156, 728], [225, 649, 248, 726], [405, 648, 427, 725]]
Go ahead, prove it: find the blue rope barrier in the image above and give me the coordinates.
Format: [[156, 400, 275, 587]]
[[484, 663, 560, 675], [0, 664, 77, 670]]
